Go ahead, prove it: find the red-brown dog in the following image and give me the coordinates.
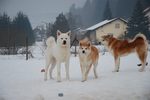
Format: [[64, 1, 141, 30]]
[[100, 33, 148, 72]]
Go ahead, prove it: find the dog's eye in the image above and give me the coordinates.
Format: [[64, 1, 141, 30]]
[[65, 38, 67, 40], [85, 48, 87, 50], [61, 38, 63, 40]]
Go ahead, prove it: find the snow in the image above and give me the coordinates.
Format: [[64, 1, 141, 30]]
[[86, 20, 109, 31], [0, 43, 150, 100]]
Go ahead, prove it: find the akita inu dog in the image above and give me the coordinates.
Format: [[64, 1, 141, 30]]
[[44, 30, 71, 82], [78, 39, 99, 82], [100, 33, 148, 72]]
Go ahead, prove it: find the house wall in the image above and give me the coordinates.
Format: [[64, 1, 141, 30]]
[[96, 20, 127, 40]]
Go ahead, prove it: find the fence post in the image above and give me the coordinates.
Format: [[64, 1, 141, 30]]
[[26, 36, 28, 60]]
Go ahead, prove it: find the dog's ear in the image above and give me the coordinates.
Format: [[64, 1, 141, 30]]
[[101, 34, 112, 40], [67, 30, 71, 36], [87, 41, 91, 47], [79, 41, 82, 46], [57, 30, 61, 36], [107, 34, 113, 38], [101, 35, 106, 39]]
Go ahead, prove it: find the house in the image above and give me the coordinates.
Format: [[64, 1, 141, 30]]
[[70, 28, 86, 46], [85, 18, 127, 44]]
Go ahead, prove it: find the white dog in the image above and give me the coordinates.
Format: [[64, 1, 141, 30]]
[[44, 30, 71, 82]]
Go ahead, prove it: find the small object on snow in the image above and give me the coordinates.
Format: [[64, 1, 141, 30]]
[[137, 62, 148, 66], [41, 69, 45, 72], [58, 93, 63, 97], [34, 94, 44, 100]]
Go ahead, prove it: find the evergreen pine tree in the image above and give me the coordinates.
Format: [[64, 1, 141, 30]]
[[67, 12, 77, 31], [13, 12, 35, 46], [82, 0, 93, 27], [0, 13, 11, 47], [51, 13, 70, 39], [142, 0, 150, 9], [93, 0, 105, 24], [116, 0, 137, 19], [126, 0, 150, 40], [102, 0, 112, 20]]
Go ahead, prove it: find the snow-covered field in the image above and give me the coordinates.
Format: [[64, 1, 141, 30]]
[[0, 44, 150, 100]]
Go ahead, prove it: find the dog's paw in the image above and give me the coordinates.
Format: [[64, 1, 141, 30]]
[[81, 79, 86, 82], [112, 70, 119, 72], [41, 69, 45, 72], [50, 77, 54, 80], [66, 78, 70, 81], [81, 80, 85, 82], [138, 69, 144, 72], [95, 76, 98, 79], [137, 62, 148, 66], [57, 80, 61, 82], [44, 78, 47, 81], [66, 77, 70, 81]]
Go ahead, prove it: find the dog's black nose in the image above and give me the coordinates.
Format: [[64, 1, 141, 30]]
[[63, 40, 66, 45], [82, 50, 85, 54]]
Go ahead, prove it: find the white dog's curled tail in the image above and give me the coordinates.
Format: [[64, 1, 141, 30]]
[[46, 36, 56, 47]]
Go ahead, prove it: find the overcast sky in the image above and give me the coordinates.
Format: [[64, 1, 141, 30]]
[[0, 0, 86, 28]]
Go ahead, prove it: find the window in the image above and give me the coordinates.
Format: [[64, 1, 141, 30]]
[[115, 23, 120, 29]]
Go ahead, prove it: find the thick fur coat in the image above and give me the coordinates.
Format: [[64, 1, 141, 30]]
[[44, 30, 71, 82], [78, 39, 99, 82], [100, 33, 148, 72]]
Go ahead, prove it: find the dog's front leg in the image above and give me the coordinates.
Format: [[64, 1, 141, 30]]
[[80, 64, 85, 82], [85, 64, 92, 81], [81, 65, 87, 82], [65, 60, 70, 80], [113, 56, 120, 72], [57, 62, 61, 82]]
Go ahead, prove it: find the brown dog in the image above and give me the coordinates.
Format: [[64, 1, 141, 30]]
[[100, 33, 148, 72], [78, 39, 99, 82]]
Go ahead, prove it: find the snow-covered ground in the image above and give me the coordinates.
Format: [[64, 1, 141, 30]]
[[0, 44, 150, 100]]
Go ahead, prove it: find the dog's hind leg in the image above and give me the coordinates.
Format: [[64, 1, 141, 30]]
[[49, 57, 56, 79], [93, 62, 98, 79], [113, 56, 120, 72], [65, 60, 70, 80], [57, 62, 61, 82], [137, 51, 147, 72], [44, 58, 50, 81]]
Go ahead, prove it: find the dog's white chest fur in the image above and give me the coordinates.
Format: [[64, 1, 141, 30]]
[[80, 54, 92, 66], [57, 47, 70, 62]]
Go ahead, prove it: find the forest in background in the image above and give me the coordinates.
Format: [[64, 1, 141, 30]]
[[0, 0, 150, 49], [68, 0, 149, 28]]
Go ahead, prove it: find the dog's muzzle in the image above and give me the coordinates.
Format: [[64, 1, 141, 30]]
[[63, 40, 66, 45]]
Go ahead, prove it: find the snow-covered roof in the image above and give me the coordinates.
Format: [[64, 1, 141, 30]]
[[86, 18, 127, 31], [144, 7, 150, 13]]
